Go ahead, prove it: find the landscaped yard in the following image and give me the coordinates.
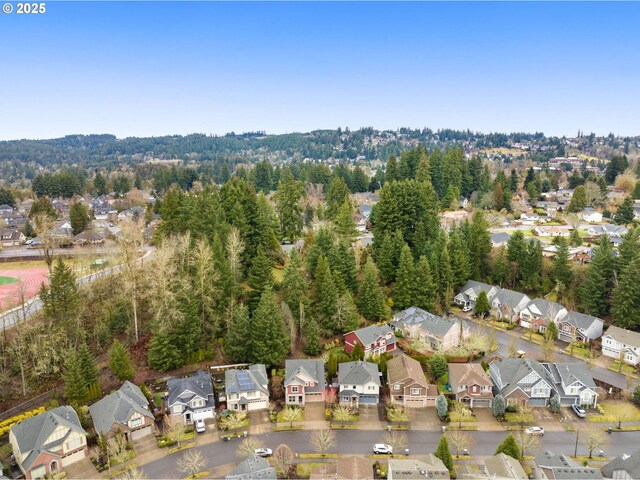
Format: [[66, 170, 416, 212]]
[[521, 332, 545, 345], [587, 402, 640, 423], [608, 361, 639, 378], [504, 411, 534, 424], [450, 409, 476, 423], [296, 463, 329, 479], [563, 344, 599, 360]]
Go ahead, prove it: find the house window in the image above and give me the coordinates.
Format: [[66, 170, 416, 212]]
[[562, 324, 571, 332], [291, 386, 299, 393], [626, 354, 634, 362], [130, 417, 143, 428], [394, 384, 400, 390], [353, 385, 356, 389], [368, 386, 375, 391], [288, 396, 296, 403], [172, 405, 183, 414], [411, 388, 420, 395], [66, 437, 82, 451]]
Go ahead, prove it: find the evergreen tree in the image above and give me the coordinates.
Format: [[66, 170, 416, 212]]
[[252, 288, 290, 367], [225, 305, 253, 363], [494, 182, 505, 211], [70, 203, 91, 235], [393, 245, 415, 310], [436, 394, 448, 418], [108, 339, 135, 381], [326, 176, 350, 219], [469, 211, 492, 280], [376, 232, 399, 283], [358, 258, 388, 321], [448, 228, 471, 286], [303, 318, 322, 356], [415, 150, 431, 183], [552, 237, 571, 289], [545, 321, 559, 340], [474, 291, 490, 316], [94, 172, 107, 196], [335, 200, 358, 241], [313, 256, 338, 331], [434, 436, 455, 473], [615, 197, 635, 225], [633, 181, 640, 200], [147, 331, 183, 372], [413, 255, 436, 312], [385, 154, 399, 183], [569, 228, 583, 247], [274, 170, 304, 241], [40, 259, 82, 341], [492, 247, 510, 287], [612, 256, 640, 329], [616, 227, 640, 274], [329, 242, 358, 292], [78, 343, 98, 387], [580, 236, 615, 317], [495, 433, 521, 460], [492, 394, 506, 418], [521, 240, 543, 292], [568, 185, 587, 212], [64, 351, 88, 405], [247, 247, 274, 312], [281, 252, 309, 318], [351, 167, 369, 193], [333, 292, 360, 333], [510, 169, 519, 192]]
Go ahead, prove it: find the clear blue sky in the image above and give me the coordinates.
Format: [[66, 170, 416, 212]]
[[1, 1, 639, 140]]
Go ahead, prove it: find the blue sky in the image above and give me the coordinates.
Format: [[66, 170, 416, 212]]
[[1, 2, 639, 140]]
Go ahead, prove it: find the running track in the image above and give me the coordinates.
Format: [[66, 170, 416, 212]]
[[0, 268, 48, 310]]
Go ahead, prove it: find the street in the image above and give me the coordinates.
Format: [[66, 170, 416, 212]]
[[141, 429, 640, 479]]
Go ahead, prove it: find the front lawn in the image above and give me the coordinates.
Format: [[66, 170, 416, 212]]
[[276, 409, 305, 424], [296, 463, 329, 479], [563, 344, 599, 360], [587, 402, 640, 423], [450, 410, 476, 423], [503, 411, 534, 424], [521, 332, 545, 345], [608, 361, 639, 378]]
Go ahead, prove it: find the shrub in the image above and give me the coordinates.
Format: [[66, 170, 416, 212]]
[[0, 407, 46, 437]]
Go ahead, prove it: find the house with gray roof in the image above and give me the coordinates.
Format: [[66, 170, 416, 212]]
[[167, 370, 215, 424], [534, 450, 602, 480], [488, 358, 553, 407], [458, 453, 528, 480], [89, 381, 154, 441], [519, 298, 567, 332], [541, 362, 598, 407], [338, 361, 381, 407], [454, 281, 499, 310], [602, 451, 640, 479], [491, 232, 511, 247], [344, 324, 397, 358], [226, 455, 276, 480], [284, 359, 326, 406], [225, 365, 269, 412], [9, 406, 88, 480], [601, 326, 640, 366], [557, 311, 604, 343], [388, 455, 450, 480], [586, 224, 628, 238], [391, 307, 470, 352], [491, 288, 531, 323]]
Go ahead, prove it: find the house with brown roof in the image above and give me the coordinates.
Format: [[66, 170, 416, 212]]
[[336, 456, 372, 480], [387, 354, 437, 408], [448, 364, 494, 408]]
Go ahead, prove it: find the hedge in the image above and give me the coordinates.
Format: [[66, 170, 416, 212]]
[[0, 407, 46, 437]]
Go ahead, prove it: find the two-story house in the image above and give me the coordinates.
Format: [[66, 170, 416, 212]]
[[388, 456, 450, 480], [519, 298, 567, 332], [453, 281, 499, 311], [226, 455, 277, 480], [9, 406, 88, 480], [556, 311, 604, 343], [448, 363, 494, 408], [284, 359, 326, 406], [488, 359, 553, 407], [344, 325, 397, 358], [491, 288, 531, 324], [337, 361, 381, 407], [391, 307, 470, 352], [89, 381, 154, 442], [167, 370, 216, 424], [387, 354, 438, 408], [601, 326, 640, 366], [602, 452, 640, 480], [225, 365, 269, 412], [542, 362, 598, 407], [579, 208, 603, 223], [534, 451, 602, 480]]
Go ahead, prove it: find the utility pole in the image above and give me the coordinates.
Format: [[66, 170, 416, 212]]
[[574, 429, 580, 457]]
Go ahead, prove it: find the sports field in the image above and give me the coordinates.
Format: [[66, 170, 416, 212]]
[[0, 268, 48, 311]]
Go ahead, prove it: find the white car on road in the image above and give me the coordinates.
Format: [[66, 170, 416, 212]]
[[525, 427, 544, 436], [373, 444, 393, 454], [254, 448, 273, 457]]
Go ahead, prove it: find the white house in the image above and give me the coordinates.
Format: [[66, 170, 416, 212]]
[[167, 370, 216, 424], [337, 361, 381, 407], [225, 365, 270, 412], [601, 326, 640, 366], [579, 208, 603, 223], [519, 298, 567, 332]]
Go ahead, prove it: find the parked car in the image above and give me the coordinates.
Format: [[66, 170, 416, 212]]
[[195, 419, 206, 433], [525, 427, 544, 436], [374, 444, 393, 454], [571, 404, 587, 418], [255, 448, 273, 457], [516, 350, 526, 358]]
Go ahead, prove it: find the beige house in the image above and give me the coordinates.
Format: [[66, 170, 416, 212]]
[[391, 307, 470, 352], [387, 354, 438, 408], [448, 363, 494, 408]]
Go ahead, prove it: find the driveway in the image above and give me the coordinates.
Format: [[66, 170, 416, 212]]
[[304, 402, 326, 422], [410, 407, 440, 430]]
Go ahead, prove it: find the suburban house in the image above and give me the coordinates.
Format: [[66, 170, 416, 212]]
[[454, 281, 499, 310], [491, 288, 531, 323], [89, 381, 154, 441], [352, 213, 368, 233], [391, 307, 470, 352], [337, 361, 381, 407], [534, 451, 602, 480], [344, 324, 397, 358], [225, 455, 277, 480], [520, 212, 542, 225], [519, 298, 568, 332], [388, 456, 450, 480], [284, 359, 326, 405], [458, 453, 528, 480], [166, 370, 216, 424], [586, 224, 628, 238], [579, 208, 604, 223], [489, 359, 598, 407], [601, 326, 640, 366], [336, 456, 373, 480], [490, 232, 511, 248], [0, 228, 26, 247], [225, 365, 270, 412], [448, 363, 494, 408], [556, 311, 604, 343], [0, 204, 13, 215], [357, 204, 372, 219], [536, 201, 559, 217], [387, 354, 438, 407], [602, 452, 640, 480], [533, 226, 571, 237], [489, 359, 554, 407], [9, 406, 88, 480]]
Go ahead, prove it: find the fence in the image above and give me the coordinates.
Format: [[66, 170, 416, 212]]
[[0, 384, 64, 422]]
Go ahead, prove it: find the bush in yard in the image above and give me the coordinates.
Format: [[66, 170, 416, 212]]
[[633, 386, 640, 406], [495, 433, 521, 460], [436, 394, 448, 419], [429, 354, 448, 380], [492, 394, 506, 418], [550, 394, 561, 414]]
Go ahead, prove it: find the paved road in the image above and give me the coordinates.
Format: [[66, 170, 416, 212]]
[[141, 429, 640, 479], [466, 319, 638, 390]]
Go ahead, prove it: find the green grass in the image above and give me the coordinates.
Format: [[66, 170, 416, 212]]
[[0, 276, 19, 285], [563, 345, 598, 360], [520, 332, 544, 345], [587, 402, 640, 423], [445, 425, 478, 431], [296, 463, 328, 479], [164, 442, 196, 456], [299, 453, 341, 459], [276, 409, 304, 424], [608, 361, 639, 378], [504, 412, 534, 423], [273, 425, 304, 432]]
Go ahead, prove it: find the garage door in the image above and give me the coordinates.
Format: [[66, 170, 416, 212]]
[[404, 398, 426, 408], [62, 449, 86, 467], [471, 399, 491, 408], [424, 398, 436, 407], [359, 395, 378, 404], [131, 425, 152, 441], [193, 408, 215, 421], [528, 398, 547, 407]]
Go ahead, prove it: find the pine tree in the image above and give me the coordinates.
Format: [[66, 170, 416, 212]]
[[252, 288, 290, 367], [469, 211, 492, 280], [303, 318, 322, 356], [494, 182, 505, 211], [326, 176, 350, 219], [633, 181, 640, 200], [225, 305, 253, 363], [147, 332, 183, 372], [376, 233, 398, 283], [70, 203, 90, 235], [393, 244, 415, 310], [495, 433, 521, 460], [615, 196, 635, 225], [415, 150, 431, 183], [358, 258, 388, 321], [329, 242, 358, 292], [247, 247, 274, 313], [108, 339, 135, 381], [413, 255, 436, 312], [434, 436, 455, 474], [521, 240, 543, 292], [79, 343, 98, 387], [282, 252, 309, 318], [335, 201, 358, 241], [616, 227, 640, 274], [64, 351, 88, 405], [580, 236, 615, 317], [474, 290, 490, 316], [385, 154, 399, 183], [274, 170, 304, 241], [40, 259, 82, 342], [569, 228, 583, 247], [552, 237, 571, 289], [568, 185, 587, 212], [313, 256, 338, 331], [510, 169, 519, 192], [94, 172, 107, 195], [612, 256, 640, 329], [492, 394, 506, 418]]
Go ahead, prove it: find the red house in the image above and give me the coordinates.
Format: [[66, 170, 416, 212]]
[[344, 325, 397, 358]]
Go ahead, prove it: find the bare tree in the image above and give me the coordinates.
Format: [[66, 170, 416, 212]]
[[118, 467, 147, 480], [611, 403, 638, 429], [107, 431, 129, 464], [383, 431, 408, 457], [280, 406, 303, 429], [310, 429, 336, 456], [236, 437, 264, 458], [516, 429, 540, 459], [176, 449, 207, 478], [32, 213, 58, 273], [452, 402, 472, 428], [272, 444, 294, 478], [226, 227, 245, 293], [281, 302, 297, 353], [507, 338, 518, 358], [583, 429, 608, 459], [332, 405, 354, 427], [166, 421, 186, 448], [116, 218, 146, 341], [447, 430, 474, 458]]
